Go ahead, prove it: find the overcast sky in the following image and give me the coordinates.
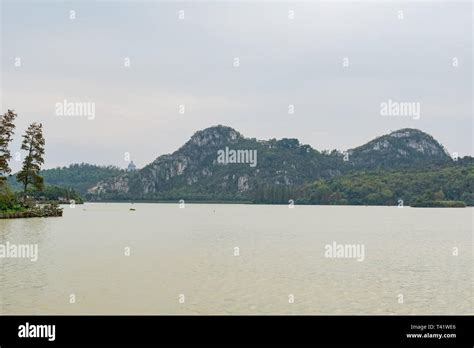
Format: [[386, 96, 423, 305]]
[[1, 0, 472, 171]]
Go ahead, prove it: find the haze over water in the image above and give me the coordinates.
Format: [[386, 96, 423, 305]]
[[0, 203, 472, 314]]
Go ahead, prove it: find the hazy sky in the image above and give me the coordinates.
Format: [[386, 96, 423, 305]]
[[1, 0, 472, 171]]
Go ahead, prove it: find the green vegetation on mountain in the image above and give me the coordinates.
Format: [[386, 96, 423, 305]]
[[7, 163, 124, 198], [85, 125, 471, 207], [39, 163, 124, 195], [3, 119, 471, 209], [295, 163, 473, 206], [346, 128, 451, 169]]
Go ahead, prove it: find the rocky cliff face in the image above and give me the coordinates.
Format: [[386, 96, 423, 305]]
[[88, 126, 453, 200]]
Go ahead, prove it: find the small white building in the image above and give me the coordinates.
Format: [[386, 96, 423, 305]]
[[127, 161, 137, 172]]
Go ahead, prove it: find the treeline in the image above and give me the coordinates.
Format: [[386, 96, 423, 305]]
[[295, 164, 473, 206], [39, 163, 124, 195], [26, 185, 84, 204], [253, 183, 298, 204], [89, 164, 473, 207], [7, 163, 124, 196], [249, 163, 473, 206], [89, 188, 251, 203]]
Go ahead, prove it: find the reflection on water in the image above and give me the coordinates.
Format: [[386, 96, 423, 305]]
[[0, 203, 472, 314]]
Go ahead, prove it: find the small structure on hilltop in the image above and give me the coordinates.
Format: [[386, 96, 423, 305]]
[[127, 161, 137, 172]]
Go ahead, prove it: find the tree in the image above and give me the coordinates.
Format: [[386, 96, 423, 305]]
[[17, 123, 45, 197], [0, 110, 17, 184]]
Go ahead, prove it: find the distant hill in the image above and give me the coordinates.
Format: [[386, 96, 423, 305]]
[[88, 125, 341, 201], [347, 128, 451, 168], [85, 126, 470, 206], [8, 163, 125, 195]]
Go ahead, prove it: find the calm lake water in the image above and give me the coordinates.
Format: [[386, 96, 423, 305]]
[[0, 203, 472, 314]]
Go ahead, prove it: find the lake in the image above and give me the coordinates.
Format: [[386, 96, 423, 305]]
[[0, 203, 472, 314]]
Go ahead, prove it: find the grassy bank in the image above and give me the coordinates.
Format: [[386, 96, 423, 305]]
[[0, 203, 63, 219], [0, 209, 63, 219], [410, 200, 467, 208]]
